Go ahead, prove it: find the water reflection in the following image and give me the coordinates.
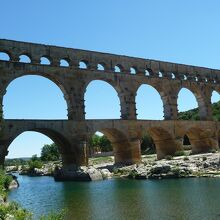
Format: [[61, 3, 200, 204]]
[[8, 176, 220, 220]]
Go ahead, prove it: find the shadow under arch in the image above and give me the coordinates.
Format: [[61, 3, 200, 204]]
[[147, 127, 182, 159], [84, 79, 121, 119], [2, 74, 71, 119], [92, 128, 140, 165], [5, 128, 77, 167], [184, 127, 218, 154]]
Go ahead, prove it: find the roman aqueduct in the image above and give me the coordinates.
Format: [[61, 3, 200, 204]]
[[0, 39, 220, 168]]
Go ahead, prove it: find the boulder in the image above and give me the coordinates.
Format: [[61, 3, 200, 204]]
[[100, 169, 113, 179], [87, 167, 103, 181], [8, 180, 19, 190], [150, 164, 171, 174]]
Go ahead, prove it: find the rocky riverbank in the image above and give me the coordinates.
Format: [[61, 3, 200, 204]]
[[6, 152, 220, 181]]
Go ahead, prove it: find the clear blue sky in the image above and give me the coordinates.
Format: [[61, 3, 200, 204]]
[[1, 0, 220, 158]]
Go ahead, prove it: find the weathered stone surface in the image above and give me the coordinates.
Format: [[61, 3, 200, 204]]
[[8, 180, 19, 190], [0, 39, 220, 181]]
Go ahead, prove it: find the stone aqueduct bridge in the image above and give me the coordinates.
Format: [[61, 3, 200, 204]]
[[0, 39, 220, 168]]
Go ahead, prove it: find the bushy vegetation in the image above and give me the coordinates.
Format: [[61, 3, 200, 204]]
[[141, 134, 155, 154], [39, 210, 66, 220], [27, 155, 43, 171], [41, 143, 60, 161], [0, 201, 32, 220], [174, 150, 186, 157], [89, 135, 113, 153], [178, 100, 220, 121], [5, 158, 28, 167]]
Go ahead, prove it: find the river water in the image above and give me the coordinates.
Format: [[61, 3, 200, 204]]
[[8, 175, 220, 220]]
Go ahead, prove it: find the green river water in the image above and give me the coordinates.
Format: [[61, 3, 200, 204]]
[[8, 175, 220, 220]]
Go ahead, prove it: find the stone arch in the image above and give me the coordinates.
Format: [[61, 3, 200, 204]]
[[135, 83, 164, 120], [97, 62, 106, 71], [2, 74, 71, 119], [90, 128, 140, 164], [84, 79, 122, 119], [114, 64, 124, 73], [177, 86, 206, 120], [184, 126, 218, 154], [40, 56, 51, 65], [60, 58, 70, 67], [1, 128, 78, 167], [19, 54, 32, 63], [147, 127, 182, 159], [211, 90, 220, 120], [0, 51, 11, 61]]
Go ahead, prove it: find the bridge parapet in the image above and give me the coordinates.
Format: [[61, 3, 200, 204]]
[[1, 39, 220, 84]]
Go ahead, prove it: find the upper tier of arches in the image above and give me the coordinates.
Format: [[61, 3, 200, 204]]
[[0, 39, 219, 84]]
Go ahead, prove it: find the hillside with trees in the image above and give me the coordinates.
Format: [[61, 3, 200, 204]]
[[178, 100, 220, 121]]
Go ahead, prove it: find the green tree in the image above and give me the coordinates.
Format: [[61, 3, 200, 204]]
[[41, 143, 60, 161], [89, 135, 113, 153], [141, 134, 155, 154], [28, 155, 43, 171]]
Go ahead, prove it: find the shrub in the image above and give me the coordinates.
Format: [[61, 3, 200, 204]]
[[183, 156, 189, 161], [209, 149, 217, 153], [202, 156, 207, 161], [39, 209, 66, 220], [174, 151, 186, 157], [0, 201, 32, 220], [165, 155, 173, 160]]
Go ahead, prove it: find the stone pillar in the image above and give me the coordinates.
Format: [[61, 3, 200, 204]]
[[190, 136, 218, 154], [154, 138, 183, 159], [119, 92, 137, 120], [0, 145, 9, 168], [196, 95, 212, 121], [113, 139, 141, 165], [67, 87, 85, 120], [162, 94, 178, 120]]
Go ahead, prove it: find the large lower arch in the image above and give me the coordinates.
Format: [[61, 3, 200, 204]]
[[84, 80, 121, 119], [89, 128, 141, 164], [185, 127, 218, 154], [136, 84, 164, 120], [147, 127, 182, 159], [0, 128, 80, 167], [2, 74, 71, 119]]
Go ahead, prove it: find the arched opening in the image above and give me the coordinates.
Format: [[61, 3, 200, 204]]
[[19, 55, 31, 63], [5, 129, 75, 170], [140, 132, 156, 157], [136, 84, 164, 120], [182, 134, 191, 150], [171, 73, 175, 79], [79, 60, 88, 69], [3, 75, 68, 119], [130, 67, 136, 74], [88, 131, 114, 165], [0, 51, 10, 61], [158, 71, 163, 78], [60, 59, 70, 67], [177, 88, 199, 120], [84, 80, 121, 119], [40, 57, 51, 65], [147, 127, 182, 159], [97, 63, 105, 71], [185, 127, 217, 154], [88, 128, 139, 165], [6, 131, 54, 159], [145, 70, 150, 76], [114, 65, 123, 73], [211, 91, 220, 121]]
